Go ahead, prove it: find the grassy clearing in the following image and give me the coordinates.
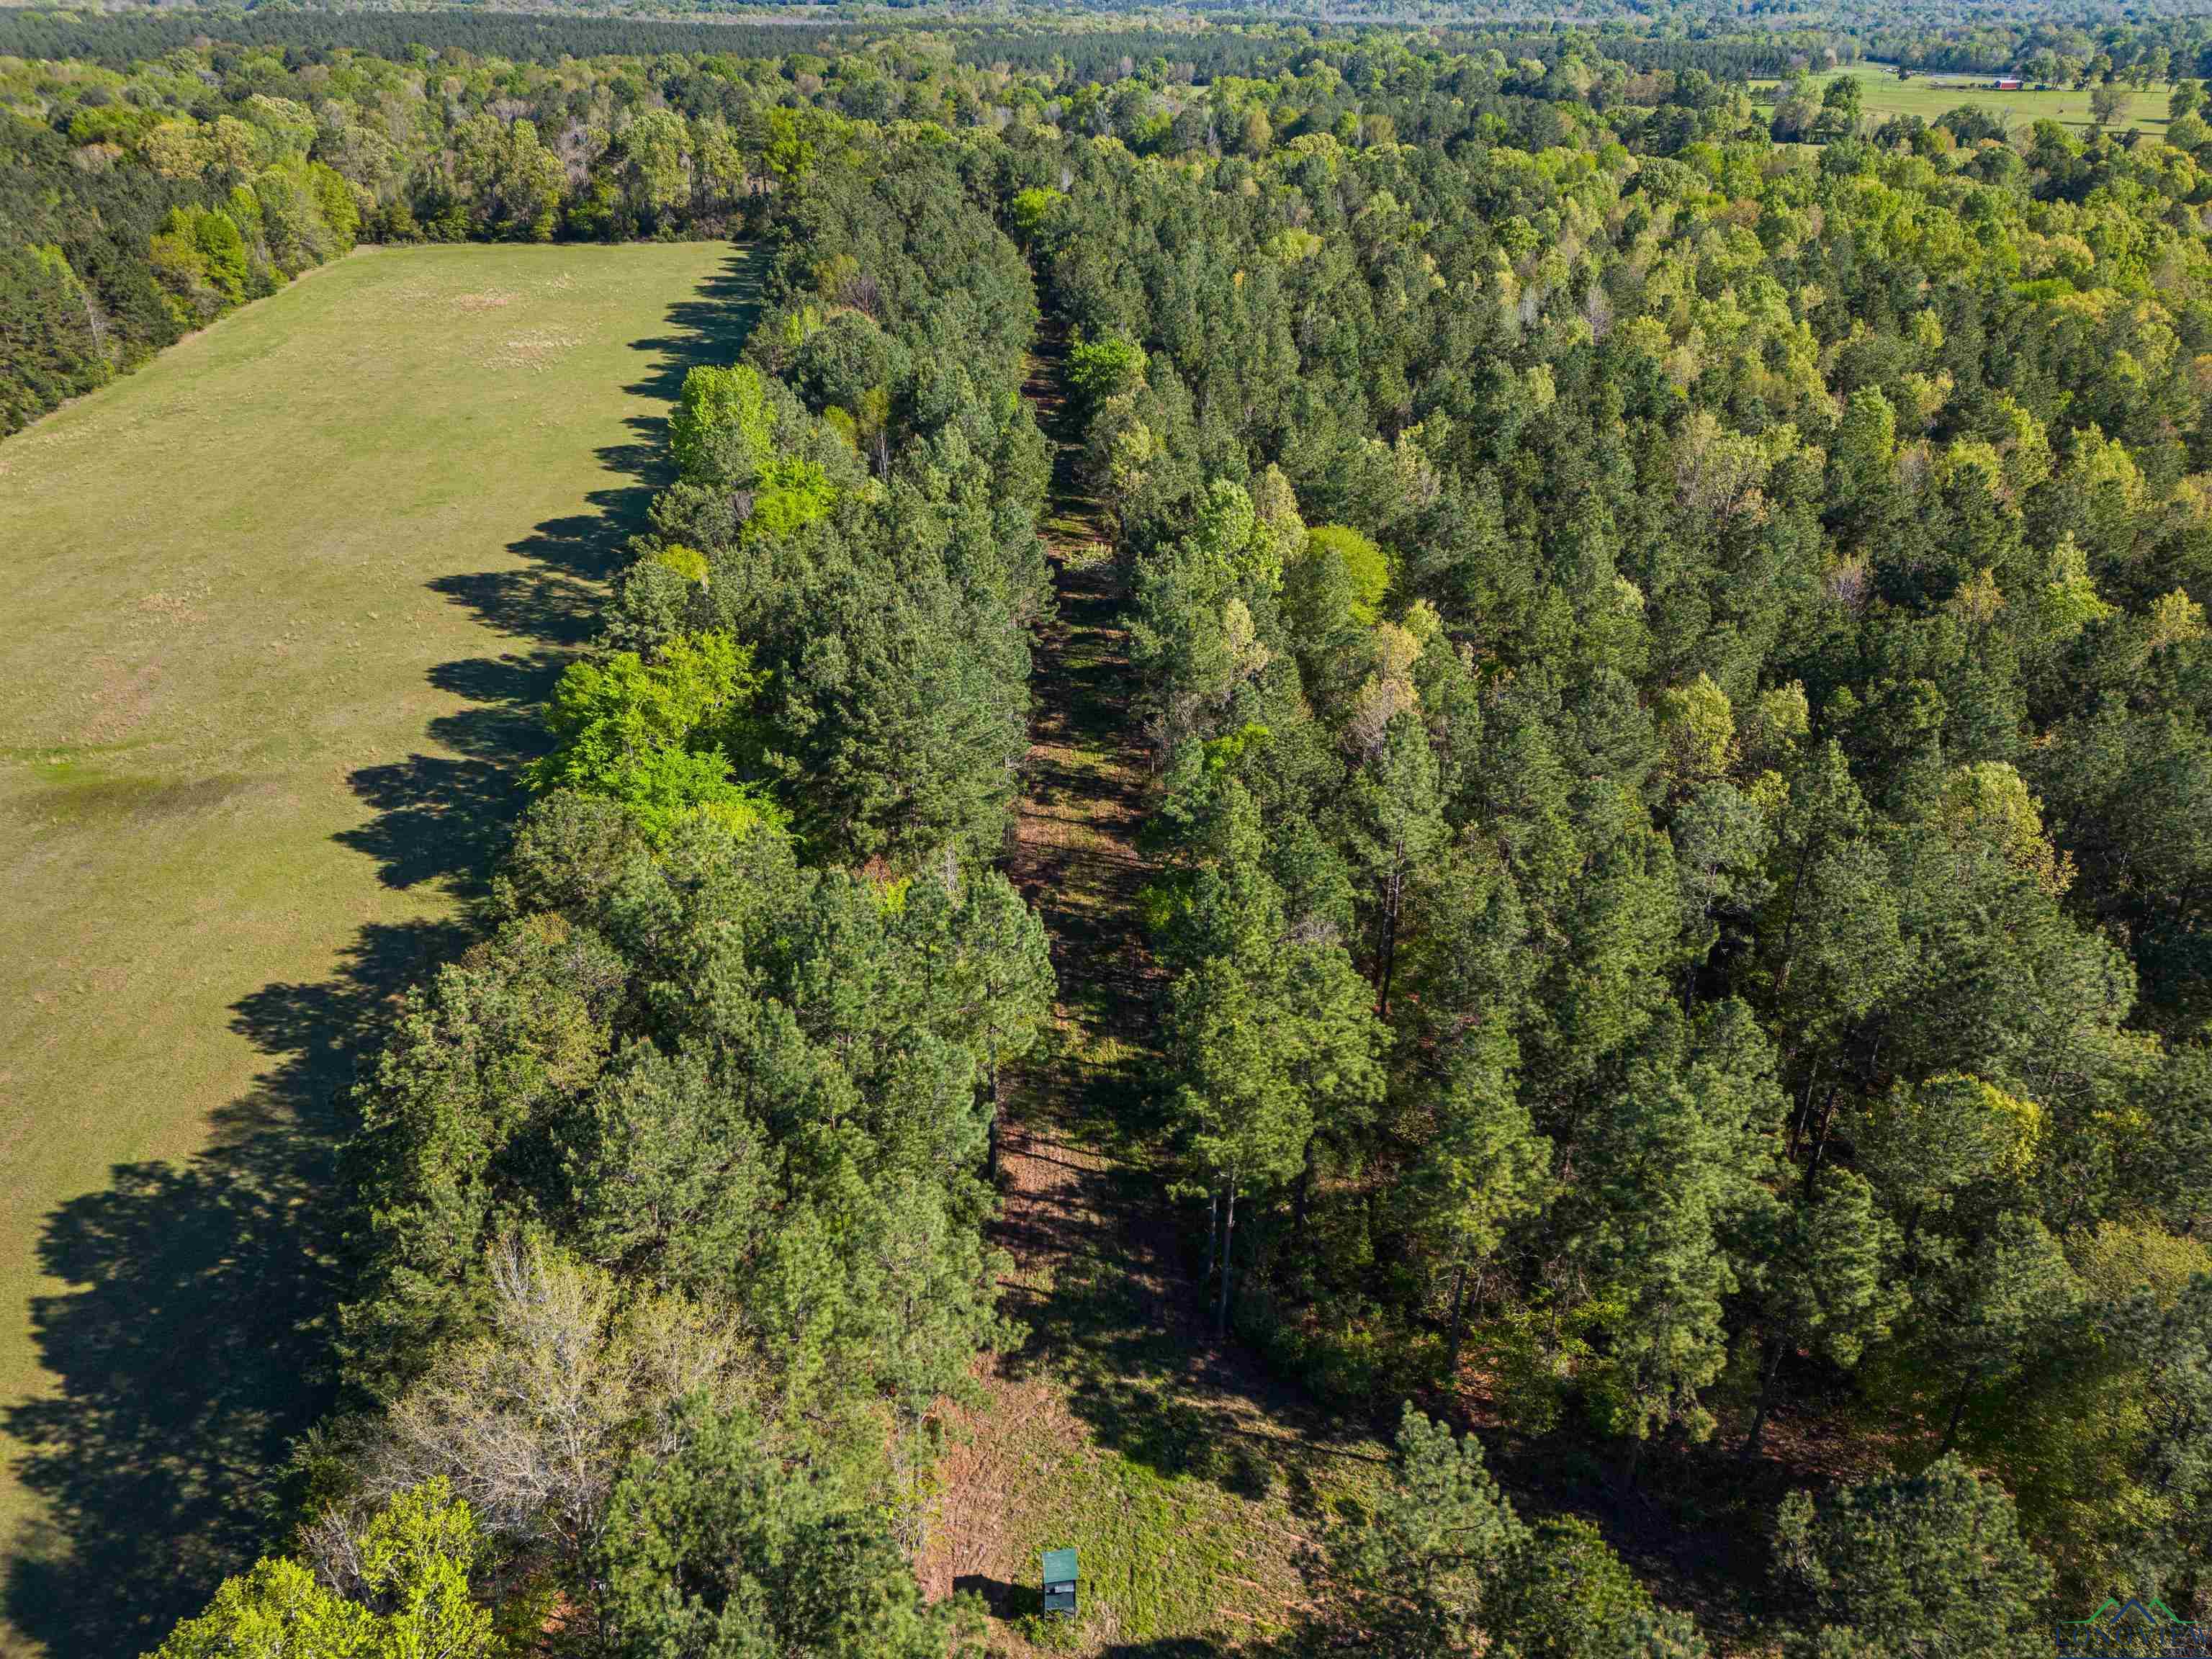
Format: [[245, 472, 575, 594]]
[[927, 1109, 1393, 1657], [1755, 61, 2177, 139], [0, 238, 754, 1658], [936, 1370, 1382, 1655]]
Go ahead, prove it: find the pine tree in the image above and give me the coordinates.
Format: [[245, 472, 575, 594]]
[[1773, 1457, 2054, 1658], [1321, 1406, 1524, 1655], [1740, 1170, 1901, 1458]]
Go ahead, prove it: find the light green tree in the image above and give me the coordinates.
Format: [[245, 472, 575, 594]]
[[668, 364, 775, 489], [530, 631, 780, 844], [150, 1481, 498, 1659]]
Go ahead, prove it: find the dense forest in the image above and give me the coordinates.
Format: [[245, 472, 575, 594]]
[[1007, 30, 2212, 1643], [14, 4, 2212, 434], [0, 13, 1411, 433], [14, 6, 2210, 1655]]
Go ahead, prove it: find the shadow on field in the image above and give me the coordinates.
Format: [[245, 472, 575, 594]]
[[4, 243, 760, 1658], [2, 918, 465, 1658], [333, 248, 760, 902], [624, 246, 763, 405]]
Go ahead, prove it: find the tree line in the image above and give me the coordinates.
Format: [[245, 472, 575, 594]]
[[1865, 14, 2212, 80], [1, 30, 1004, 433], [24, 4, 2190, 439], [143, 112, 1063, 1658], [0, 9, 1307, 84], [0, 15, 1522, 436]]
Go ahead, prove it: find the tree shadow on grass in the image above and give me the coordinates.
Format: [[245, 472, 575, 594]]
[[338, 246, 760, 904], [993, 1118, 1386, 1516], [4, 242, 760, 1657], [598, 246, 762, 505], [336, 650, 570, 901], [3, 918, 466, 1659], [623, 247, 762, 405]]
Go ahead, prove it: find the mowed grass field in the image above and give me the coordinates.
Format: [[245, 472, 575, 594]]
[[0, 238, 753, 1658], [1756, 61, 2177, 140]]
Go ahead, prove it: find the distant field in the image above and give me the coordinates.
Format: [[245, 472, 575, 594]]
[[1756, 60, 2177, 140], [0, 238, 752, 1658]]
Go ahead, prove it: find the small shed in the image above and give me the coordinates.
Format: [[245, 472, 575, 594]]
[[1041, 1547, 1079, 1616]]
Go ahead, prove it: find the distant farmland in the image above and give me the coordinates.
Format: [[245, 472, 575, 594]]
[[0, 239, 754, 1658], [1757, 60, 2177, 139]]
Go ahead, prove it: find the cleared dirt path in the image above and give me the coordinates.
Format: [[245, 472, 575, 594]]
[[920, 332, 1385, 1657]]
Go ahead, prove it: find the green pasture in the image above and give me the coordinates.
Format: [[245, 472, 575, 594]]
[[0, 238, 754, 1657], [1756, 60, 2177, 140]]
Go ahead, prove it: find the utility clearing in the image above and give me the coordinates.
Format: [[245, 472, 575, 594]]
[[917, 339, 1391, 1656], [0, 239, 752, 1659]]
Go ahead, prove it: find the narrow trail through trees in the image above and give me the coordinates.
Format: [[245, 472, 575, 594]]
[[918, 333, 1382, 1653]]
